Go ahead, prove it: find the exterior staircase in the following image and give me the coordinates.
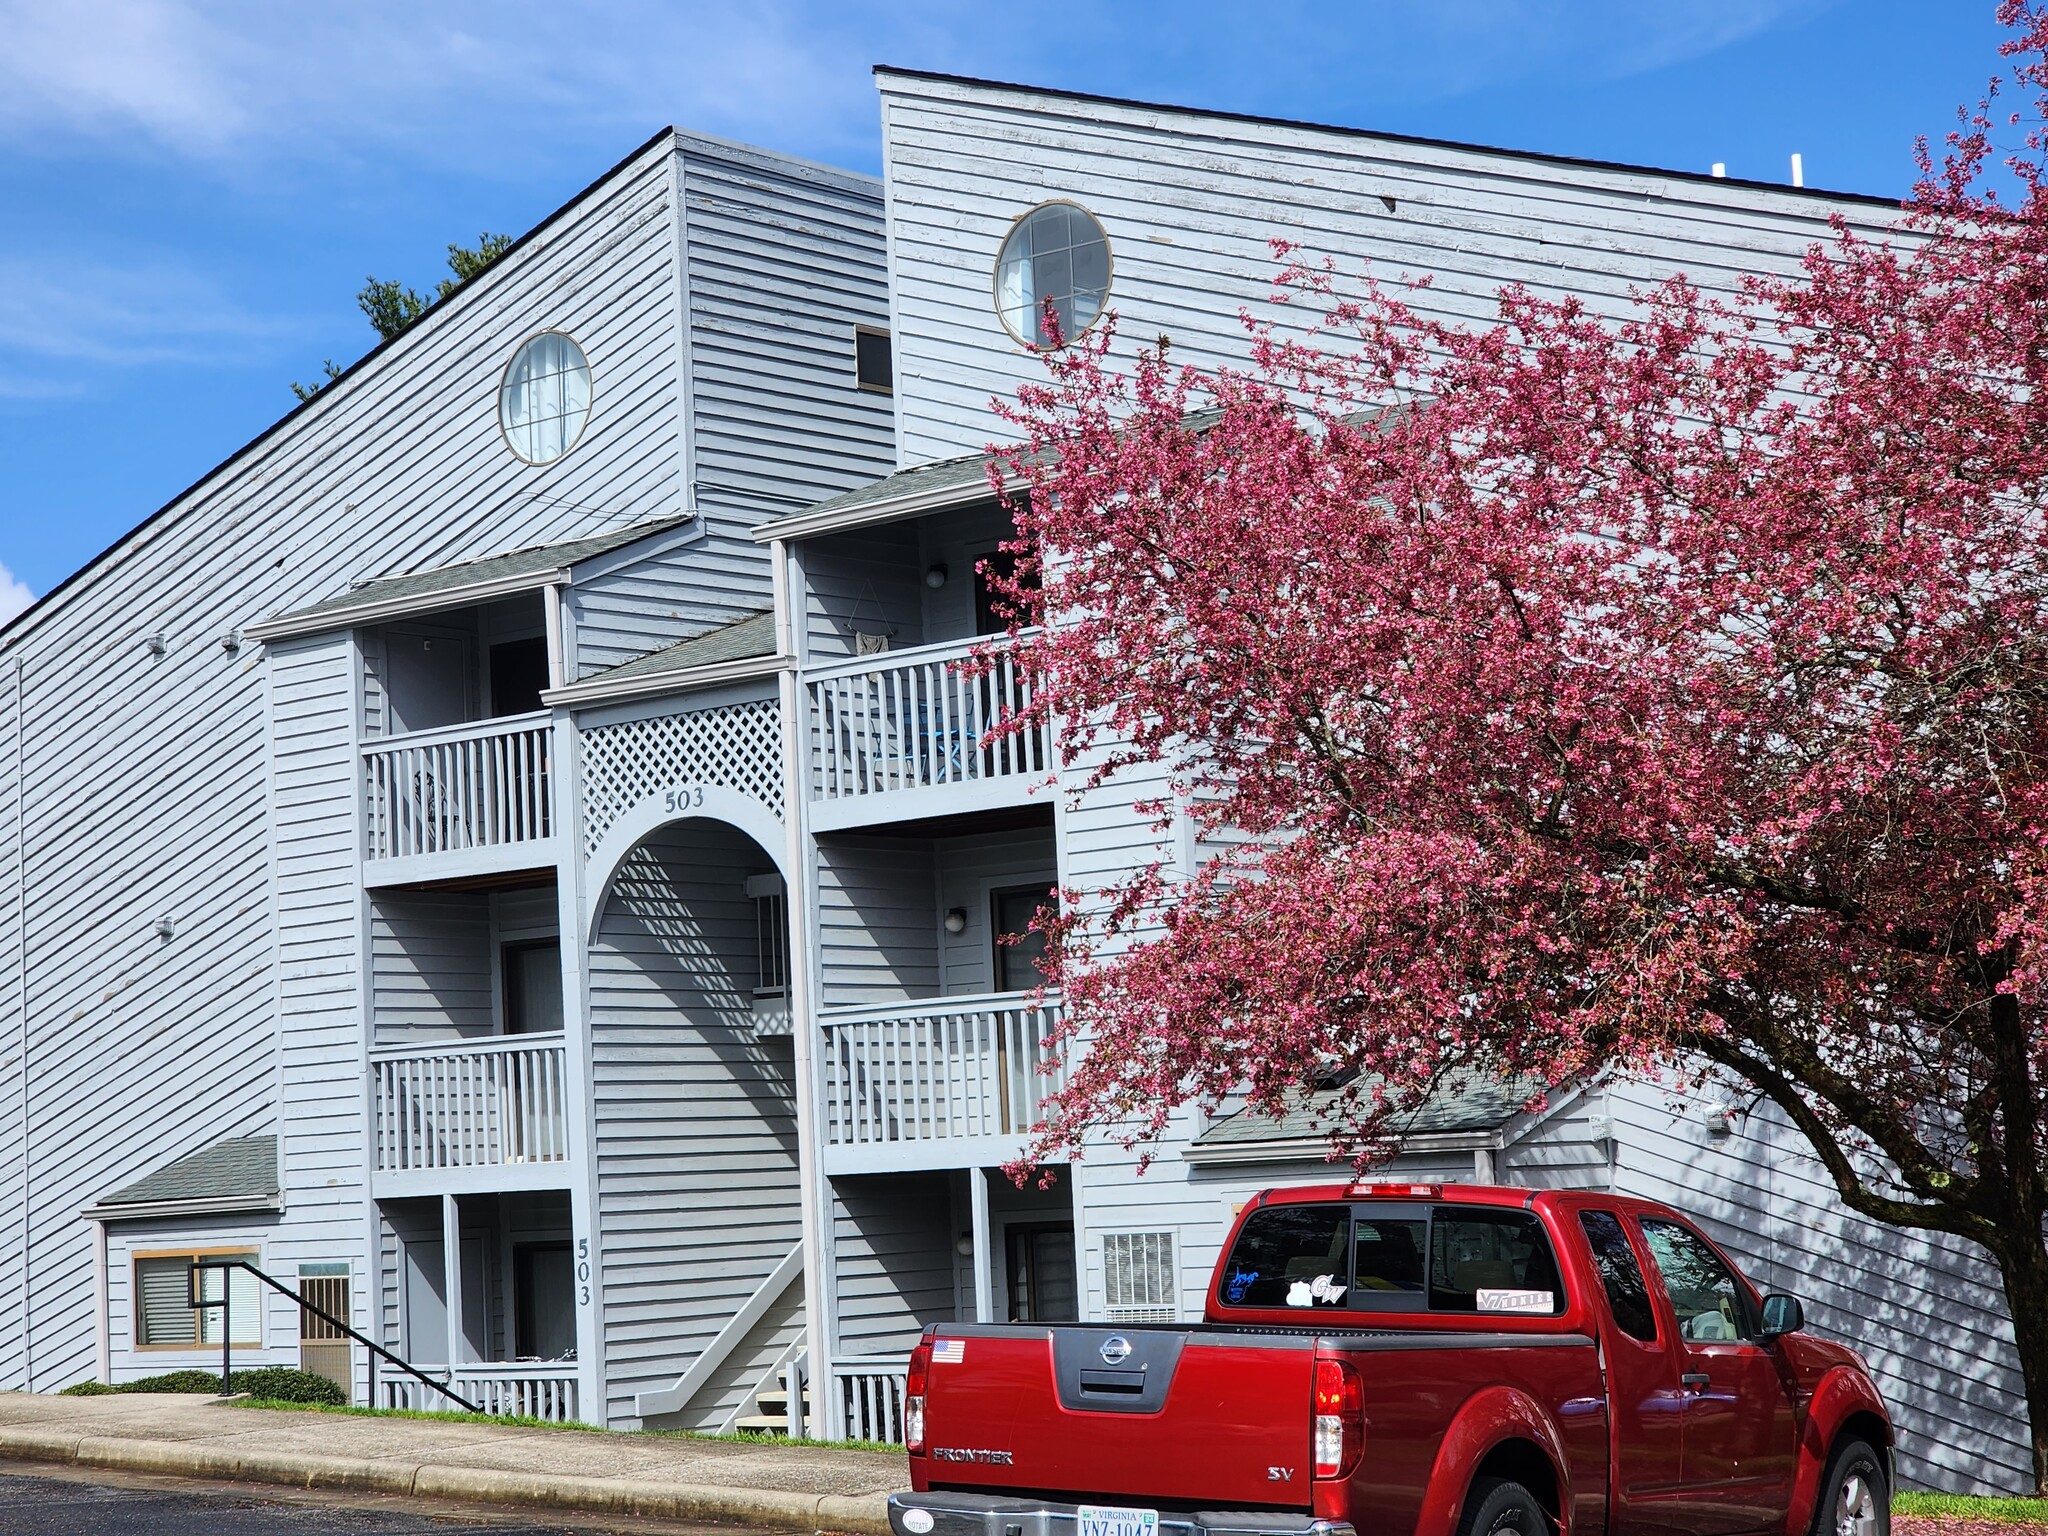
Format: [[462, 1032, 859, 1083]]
[[733, 1375, 811, 1436]]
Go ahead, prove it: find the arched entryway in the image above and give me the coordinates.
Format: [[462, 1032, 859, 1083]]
[[583, 812, 803, 1431]]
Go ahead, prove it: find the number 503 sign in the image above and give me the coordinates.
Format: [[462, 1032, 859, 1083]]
[[662, 785, 706, 813]]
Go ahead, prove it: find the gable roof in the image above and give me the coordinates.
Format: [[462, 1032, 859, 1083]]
[[88, 1134, 281, 1220], [543, 610, 781, 708], [1186, 1073, 1555, 1166], [753, 450, 1007, 543], [244, 513, 697, 642]]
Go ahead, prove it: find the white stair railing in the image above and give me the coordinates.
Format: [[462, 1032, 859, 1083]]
[[378, 1361, 578, 1422], [819, 992, 1065, 1146], [370, 1035, 569, 1172], [363, 712, 553, 861], [835, 1356, 910, 1444], [806, 634, 1048, 802]]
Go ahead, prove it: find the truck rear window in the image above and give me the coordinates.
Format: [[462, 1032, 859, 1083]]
[[1220, 1203, 1566, 1315]]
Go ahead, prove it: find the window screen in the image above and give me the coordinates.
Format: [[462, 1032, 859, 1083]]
[[1103, 1231, 1177, 1323], [1578, 1210, 1658, 1342], [1428, 1208, 1565, 1315]]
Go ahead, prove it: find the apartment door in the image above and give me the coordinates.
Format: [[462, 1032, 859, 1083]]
[[1005, 1223, 1078, 1322], [298, 1264, 352, 1398]]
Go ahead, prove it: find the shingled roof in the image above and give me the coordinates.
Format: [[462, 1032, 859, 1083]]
[[89, 1135, 281, 1219], [1186, 1073, 1555, 1165], [246, 514, 697, 641]]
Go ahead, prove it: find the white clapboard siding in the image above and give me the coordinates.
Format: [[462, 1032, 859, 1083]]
[[0, 122, 900, 1393], [875, 73, 1904, 472], [369, 890, 496, 1045], [935, 826, 1058, 995], [803, 524, 927, 661], [586, 819, 802, 1429], [815, 835, 940, 1009], [833, 1172, 957, 1356]]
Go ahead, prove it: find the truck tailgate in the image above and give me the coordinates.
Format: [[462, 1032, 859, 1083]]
[[917, 1326, 1317, 1508]]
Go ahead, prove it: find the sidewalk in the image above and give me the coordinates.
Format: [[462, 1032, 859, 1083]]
[[0, 1391, 901, 1532]]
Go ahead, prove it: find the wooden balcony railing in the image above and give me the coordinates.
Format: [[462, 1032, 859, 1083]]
[[818, 992, 1065, 1147], [370, 1034, 569, 1173], [805, 634, 1049, 803], [362, 712, 553, 862], [836, 1355, 910, 1444], [377, 1360, 578, 1422]]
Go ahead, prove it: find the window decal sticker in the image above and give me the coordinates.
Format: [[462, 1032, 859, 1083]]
[[1225, 1269, 1259, 1304], [1477, 1288, 1555, 1314]]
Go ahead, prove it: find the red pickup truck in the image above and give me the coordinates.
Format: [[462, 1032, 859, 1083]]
[[891, 1184, 1891, 1536]]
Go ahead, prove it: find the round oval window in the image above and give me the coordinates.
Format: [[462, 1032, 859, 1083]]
[[499, 332, 592, 464], [994, 201, 1111, 349]]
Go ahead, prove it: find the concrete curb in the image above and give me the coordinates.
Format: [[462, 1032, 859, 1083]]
[[0, 1428, 894, 1534]]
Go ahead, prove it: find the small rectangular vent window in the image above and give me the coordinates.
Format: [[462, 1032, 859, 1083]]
[[855, 327, 893, 394], [1103, 1231, 1176, 1324]]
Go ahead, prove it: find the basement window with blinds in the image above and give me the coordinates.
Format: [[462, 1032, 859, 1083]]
[[1102, 1231, 1177, 1324], [135, 1251, 261, 1348]]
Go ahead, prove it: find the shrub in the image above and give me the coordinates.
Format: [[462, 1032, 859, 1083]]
[[123, 1369, 231, 1393], [228, 1367, 346, 1406], [57, 1381, 114, 1396]]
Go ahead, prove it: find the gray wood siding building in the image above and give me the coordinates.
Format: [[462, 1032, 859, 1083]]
[[0, 126, 891, 1420], [0, 64, 2027, 1493]]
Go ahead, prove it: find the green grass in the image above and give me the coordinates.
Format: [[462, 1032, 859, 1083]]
[[1896, 1493, 2048, 1524], [225, 1397, 901, 1452]]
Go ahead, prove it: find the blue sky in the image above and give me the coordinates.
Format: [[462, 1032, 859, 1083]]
[[0, 0, 2010, 614]]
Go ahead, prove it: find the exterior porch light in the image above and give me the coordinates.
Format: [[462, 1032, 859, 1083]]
[[924, 563, 949, 589], [955, 1231, 975, 1257], [944, 908, 968, 935]]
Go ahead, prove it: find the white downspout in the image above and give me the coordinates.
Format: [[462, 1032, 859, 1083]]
[[91, 1217, 108, 1383], [11, 654, 29, 1392]]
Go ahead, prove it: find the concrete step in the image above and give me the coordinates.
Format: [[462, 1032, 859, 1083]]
[[754, 1388, 813, 1414], [731, 1414, 793, 1434]]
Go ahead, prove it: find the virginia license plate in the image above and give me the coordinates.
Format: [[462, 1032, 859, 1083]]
[[1079, 1506, 1159, 1536]]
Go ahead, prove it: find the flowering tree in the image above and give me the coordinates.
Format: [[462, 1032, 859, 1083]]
[[997, 3, 2048, 1490]]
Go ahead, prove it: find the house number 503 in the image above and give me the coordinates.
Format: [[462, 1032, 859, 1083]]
[[577, 1237, 592, 1306], [663, 785, 705, 812]]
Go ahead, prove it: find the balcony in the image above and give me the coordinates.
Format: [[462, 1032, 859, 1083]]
[[361, 712, 556, 883], [818, 992, 1066, 1173], [805, 634, 1050, 829], [370, 1035, 571, 1194]]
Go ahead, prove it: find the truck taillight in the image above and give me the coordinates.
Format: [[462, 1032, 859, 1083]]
[[1312, 1358, 1364, 1479], [905, 1340, 933, 1453]]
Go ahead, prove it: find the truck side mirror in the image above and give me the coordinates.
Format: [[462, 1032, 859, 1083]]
[[1759, 1293, 1803, 1339]]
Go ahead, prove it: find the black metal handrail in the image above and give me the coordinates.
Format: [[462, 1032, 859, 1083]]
[[188, 1258, 482, 1414]]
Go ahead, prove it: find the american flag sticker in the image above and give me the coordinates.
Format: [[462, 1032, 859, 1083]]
[[932, 1338, 966, 1364]]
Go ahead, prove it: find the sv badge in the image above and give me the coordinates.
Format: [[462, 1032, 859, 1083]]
[[1267, 1467, 1295, 1482]]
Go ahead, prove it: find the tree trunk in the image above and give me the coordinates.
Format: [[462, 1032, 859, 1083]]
[[1990, 1232, 2048, 1495]]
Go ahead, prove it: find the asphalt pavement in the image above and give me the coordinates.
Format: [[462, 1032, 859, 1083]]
[[0, 1464, 796, 1535]]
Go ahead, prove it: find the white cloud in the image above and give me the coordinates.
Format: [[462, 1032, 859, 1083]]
[[0, 0, 1842, 170], [0, 0, 889, 167], [0, 563, 32, 624], [0, 257, 284, 368]]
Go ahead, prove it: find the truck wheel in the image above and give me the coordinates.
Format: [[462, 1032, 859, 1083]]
[[1815, 1441, 1889, 1536], [1458, 1478, 1550, 1536]]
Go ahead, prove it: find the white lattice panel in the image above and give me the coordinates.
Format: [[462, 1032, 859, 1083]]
[[580, 699, 783, 855]]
